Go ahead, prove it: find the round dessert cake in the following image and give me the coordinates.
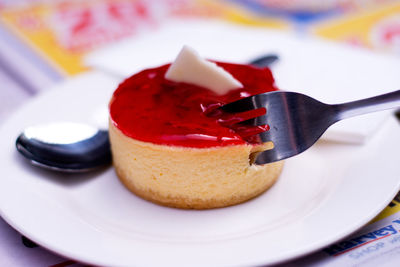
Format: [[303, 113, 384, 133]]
[[109, 59, 284, 209]]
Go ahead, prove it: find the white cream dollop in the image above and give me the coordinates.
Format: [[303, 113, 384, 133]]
[[165, 45, 243, 95]]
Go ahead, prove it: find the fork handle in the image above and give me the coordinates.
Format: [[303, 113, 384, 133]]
[[333, 89, 400, 120]]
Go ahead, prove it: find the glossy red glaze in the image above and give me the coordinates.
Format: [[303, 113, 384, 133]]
[[109, 62, 277, 148]]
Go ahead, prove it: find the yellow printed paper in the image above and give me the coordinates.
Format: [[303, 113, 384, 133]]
[[313, 3, 400, 53], [0, 0, 288, 77], [200, 0, 289, 29], [0, 0, 160, 76], [371, 192, 400, 223]]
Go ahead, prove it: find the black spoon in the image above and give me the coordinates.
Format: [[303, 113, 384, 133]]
[[15, 54, 279, 172]]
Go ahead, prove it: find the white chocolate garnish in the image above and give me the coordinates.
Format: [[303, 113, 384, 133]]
[[165, 45, 243, 95]]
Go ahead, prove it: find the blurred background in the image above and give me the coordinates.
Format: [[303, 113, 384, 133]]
[[1, 0, 400, 122]]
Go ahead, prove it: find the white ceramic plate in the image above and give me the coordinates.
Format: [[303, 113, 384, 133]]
[[0, 70, 400, 267]]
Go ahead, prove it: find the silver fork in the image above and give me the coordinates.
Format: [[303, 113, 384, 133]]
[[221, 90, 400, 164]]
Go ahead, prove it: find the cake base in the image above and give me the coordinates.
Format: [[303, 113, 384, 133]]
[[110, 122, 284, 209]]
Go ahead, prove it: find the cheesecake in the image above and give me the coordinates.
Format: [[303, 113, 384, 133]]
[[109, 47, 284, 209]]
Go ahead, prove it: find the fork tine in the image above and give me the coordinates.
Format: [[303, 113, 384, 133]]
[[220, 95, 261, 113], [221, 91, 296, 164], [231, 124, 269, 138], [234, 114, 268, 127], [255, 147, 278, 164], [217, 108, 266, 127], [254, 130, 286, 164], [221, 92, 278, 113]]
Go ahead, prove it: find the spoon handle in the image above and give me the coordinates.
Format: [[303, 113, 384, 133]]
[[333, 89, 400, 120]]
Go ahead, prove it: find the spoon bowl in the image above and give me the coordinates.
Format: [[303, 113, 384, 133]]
[[16, 122, 111, 172]]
